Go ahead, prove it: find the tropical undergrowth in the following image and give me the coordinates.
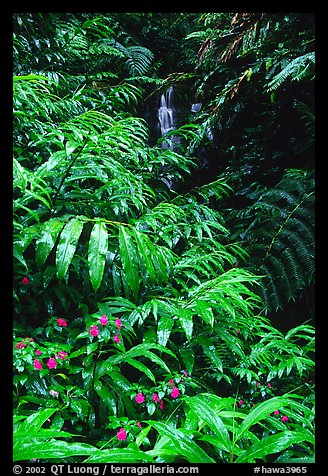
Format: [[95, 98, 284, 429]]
[[13, 13, 315, 464]]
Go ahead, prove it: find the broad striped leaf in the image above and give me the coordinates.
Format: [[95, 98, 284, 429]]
[[236, 396, 290, 441], [15, 408, 57, 435], [56, 218, 84, 280], [35, 218, 65, 266], [235, 430, 314, 463], [119, 225, 140, 298], [125, 358, 156, 383], [133, 229, 156, 284], [146, 420, 215, 463], [157, 315, 174, 346], [14, 440, 97, 461], [177, 308, 193, 341], [184, 395, 232, 452], [88, 221, 108, 292], [94, 380, 117, 416], [85, 448, 154, 463]]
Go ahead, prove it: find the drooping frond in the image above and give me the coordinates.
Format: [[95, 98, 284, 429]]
[[266, 52, 315, 92], [233, 169, 315, 312]]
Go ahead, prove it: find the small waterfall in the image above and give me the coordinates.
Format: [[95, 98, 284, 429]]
[[191, 102, 202, 113], [158, 86, 174, 137], [158, 86, 179, 150]]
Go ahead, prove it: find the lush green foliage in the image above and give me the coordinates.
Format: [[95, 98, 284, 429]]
[[13, 13, 315, 464]]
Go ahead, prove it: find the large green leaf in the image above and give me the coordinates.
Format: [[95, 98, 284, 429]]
[[157, 315, 174, 346], [85, 447, 155, 463], [14, 408, 57, 435], [147, 420, 215, 463], [177, 308, 193, 341], [94, 380, 117, 416], [14, 440, 97, 461], [118, 225, 140, 298], [56, 218, 84, 280], [184, 394, 232, 452], [235, 429, 315, 463], [88, 220, 108, 292], [125, 358, 156, 383], [106, 343, 175, 374], [133, 228, 156, 284], [236, 396, 290, 441], [35, 218, 65, 266]]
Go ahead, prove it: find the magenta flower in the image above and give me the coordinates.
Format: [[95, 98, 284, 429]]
[[256, 381, 260, 387], [267, 382, 272, 388], [159, 399, 164, 411], [49, 389, 59, 397], [14, 342, 27, 349], [239, 399, 243, 406], [116, 428, 127, 440], [57, 318, 67, 327], [137, 422, 142, 429], [115, 318, 122, 329], [274, 410, 280, 415], [281, 415, 289, 422], [167, 379, 174, 387], [181, 370, 189, 377], [21, 276, 29, 285], [171, 387, 180, 399], [47, 358, 57, 370], [135, 392, 145, 404], [35, 349, 42, 355], [152, 392, 160, 403], [88, 325, 100, 337], [99, 315, 108, 325], [33, 359, 42, 370], [113, 333, 120, 343], [56, 351, 68, 360], [235, 329, 240, 335]]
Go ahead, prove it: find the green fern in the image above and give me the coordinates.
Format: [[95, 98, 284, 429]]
[[266, 52, 315, 92], [231, 169, 314, 312]]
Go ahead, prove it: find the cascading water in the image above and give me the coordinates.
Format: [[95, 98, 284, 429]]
[[158, 86, 179, 150]]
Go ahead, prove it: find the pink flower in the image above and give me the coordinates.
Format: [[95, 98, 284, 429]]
[[137, 422, 142, 429], [281, 415, 289, 422], [181, 370, 189, 377], [115, 318, 122, 329], [239, 399, 243, 406], [274, 410, 280, 415], [171, 387, 180, 399], [135, 392, 145, 404], [113, 333, 120, 343], [21, 276, 29, 285], [235, 329, 240, 335], [56, 351, 68, 360], [88, 325, 100, 337], [159, 399, 164, 411], [99, 315, 108, 325], [267, 382, 272, 388], [33, 359, 42, 370], [117, 428, 127, 440], [14, 342, 27, 349], [57, 318, 67, 327], [49, 389, 59, 397], [152, 393, 160, 403], [47, 358, 57, 369], [167, 379, 174, 387], [35, 349, 42, 355], [256, 381, 260, 387]]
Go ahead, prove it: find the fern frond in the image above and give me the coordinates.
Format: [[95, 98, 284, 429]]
[[266, 52, 315, 92], [125, 46, 154, 76], [235, 169, 315, 312]]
